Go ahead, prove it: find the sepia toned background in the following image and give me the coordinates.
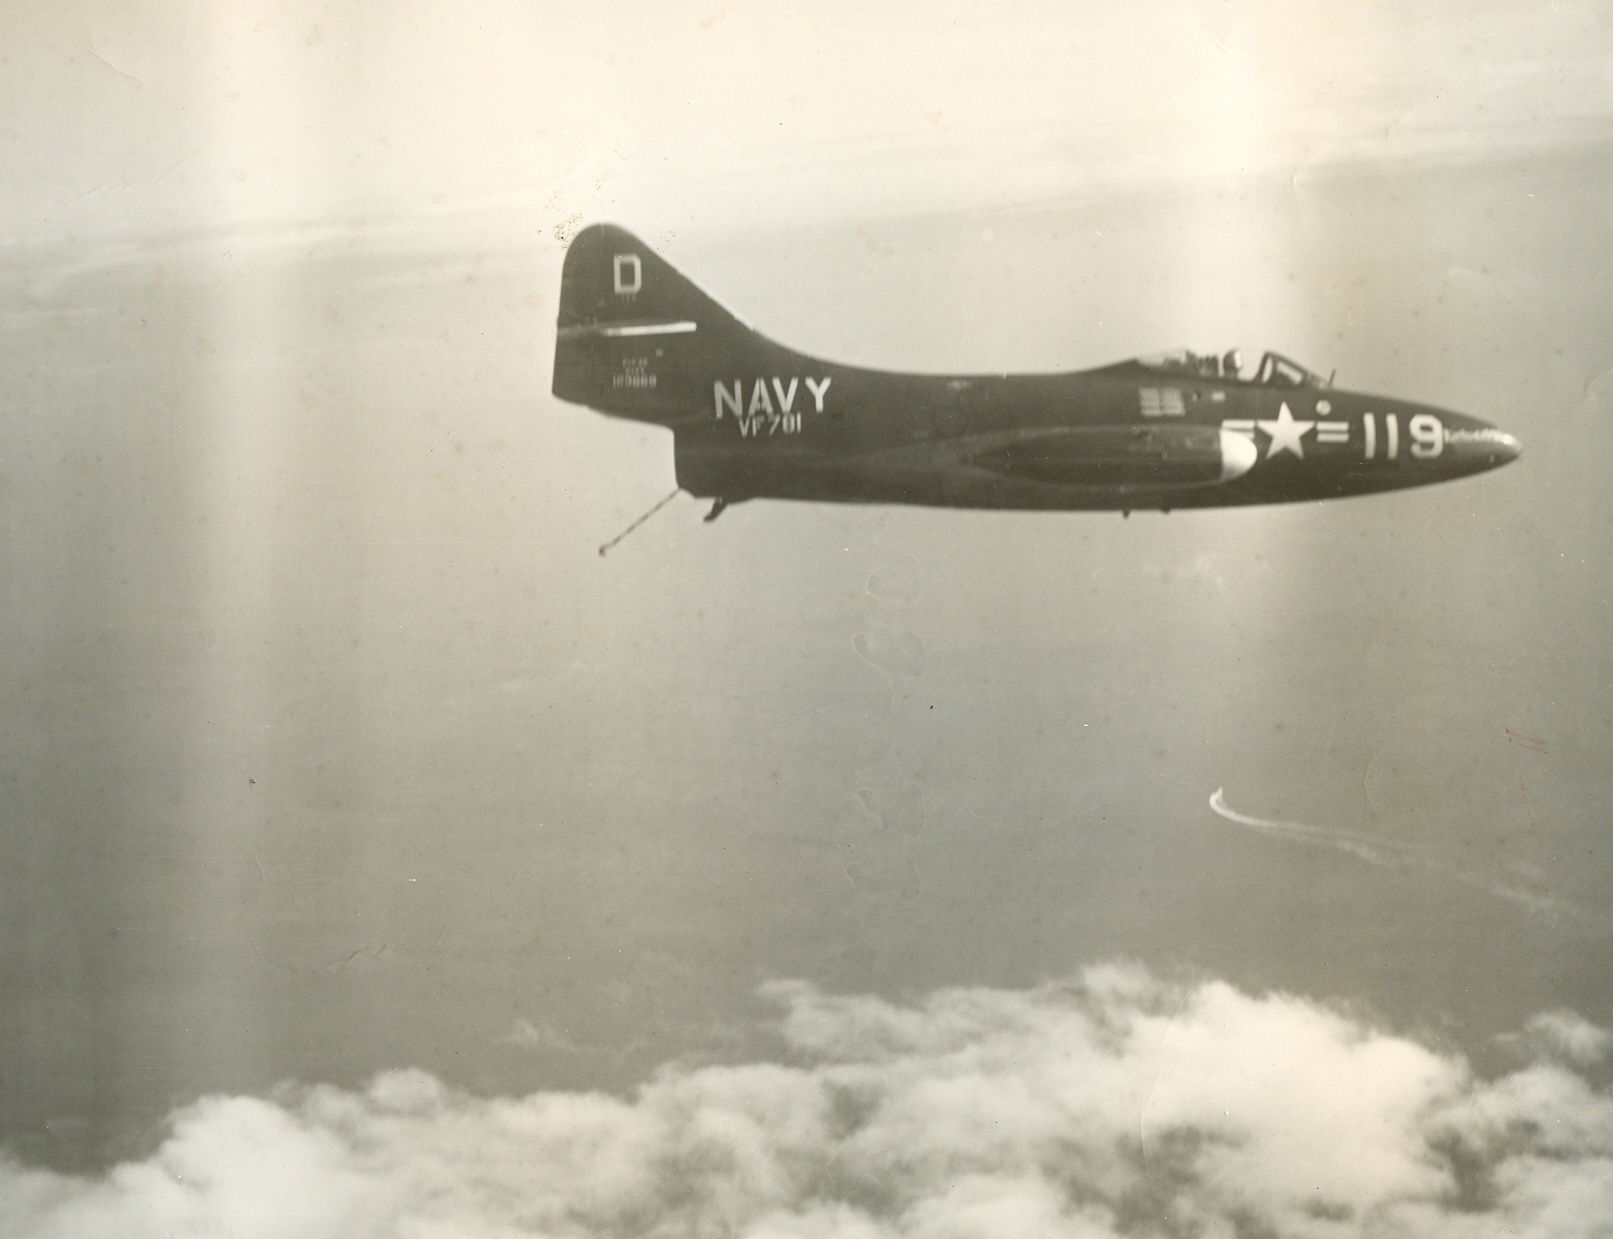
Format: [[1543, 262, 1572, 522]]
[[3, 2, 1612, 1233]]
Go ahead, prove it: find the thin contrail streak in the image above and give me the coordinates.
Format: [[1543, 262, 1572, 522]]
[[1207, 788, 1606, 935], [1207, 788, 1415, 868]]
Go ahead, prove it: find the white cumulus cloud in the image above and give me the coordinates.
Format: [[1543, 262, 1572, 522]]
[[1515, 1010, 1613, 1068], [3, 966, 1611, 1238]]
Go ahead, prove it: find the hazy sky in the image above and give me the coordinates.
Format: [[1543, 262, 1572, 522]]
[[4, 3, 1613, 1235], [6, 0, 1613, 246]]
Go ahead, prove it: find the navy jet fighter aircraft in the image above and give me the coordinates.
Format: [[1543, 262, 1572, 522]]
[[553, 224, 1520, 520]]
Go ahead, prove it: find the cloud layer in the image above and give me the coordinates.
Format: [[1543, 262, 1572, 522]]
[[4, 966, 1611, 1238]]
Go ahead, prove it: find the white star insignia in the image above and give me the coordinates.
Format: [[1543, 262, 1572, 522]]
[[1256, 402, 1315, 459]]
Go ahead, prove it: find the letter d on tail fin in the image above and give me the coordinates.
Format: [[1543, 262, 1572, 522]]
[[552, 224, 748, 421]]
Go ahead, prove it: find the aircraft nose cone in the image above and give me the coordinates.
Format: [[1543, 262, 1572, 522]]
[[1444, 422, 1521, 471]]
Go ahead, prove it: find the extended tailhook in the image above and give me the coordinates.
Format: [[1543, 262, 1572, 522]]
[[598, 487, 682, 557]]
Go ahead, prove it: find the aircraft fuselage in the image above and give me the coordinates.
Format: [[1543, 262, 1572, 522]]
[[552, 226, 1521, 513]]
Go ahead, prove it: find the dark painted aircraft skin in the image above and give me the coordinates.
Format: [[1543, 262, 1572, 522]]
[[552, 224, 1521, 517]]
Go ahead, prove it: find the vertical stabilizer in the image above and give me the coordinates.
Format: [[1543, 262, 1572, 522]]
[[552, 224, 750, 424]]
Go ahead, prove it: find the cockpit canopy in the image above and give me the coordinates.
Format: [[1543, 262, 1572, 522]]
[[1134, 349, 1331, 388]]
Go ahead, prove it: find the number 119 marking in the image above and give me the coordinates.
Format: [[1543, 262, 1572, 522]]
[[1363, 412, 1439, 460]]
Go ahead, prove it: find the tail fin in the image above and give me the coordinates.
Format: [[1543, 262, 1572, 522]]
[[552, 224, 750, 424]]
